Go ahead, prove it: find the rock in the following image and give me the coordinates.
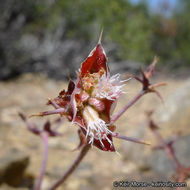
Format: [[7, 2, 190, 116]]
[[142, 148, 174, 177], [154, 79, 190, 136], [121, 127, 190, 178], [112, 171, 167, 190], [173, 135, 190, 168], [0, 184, 28, 190], [0, 149, 29, 187], [143, 135, 190, 177], [121, 126, 190, 178]]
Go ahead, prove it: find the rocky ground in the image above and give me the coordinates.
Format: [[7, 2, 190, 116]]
[[0, 73, 190, 190]]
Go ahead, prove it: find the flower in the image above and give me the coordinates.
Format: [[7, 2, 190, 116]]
[[38, 33, 149, 152], [54, 39, 124, 151]]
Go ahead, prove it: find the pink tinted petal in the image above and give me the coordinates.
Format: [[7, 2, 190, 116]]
[[70, 77, 80, 122], [93, 134, 115, 152], [88, 98, 105, 112], [81, 44, 108, 77], [79, 91, 89, 102], [71, 96, 77, 122]]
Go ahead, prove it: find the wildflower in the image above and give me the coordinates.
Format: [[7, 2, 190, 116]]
[[37, 33, 149, 152]]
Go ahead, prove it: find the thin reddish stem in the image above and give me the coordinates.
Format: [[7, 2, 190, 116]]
[[110, 90, 146, 125], [112, 132, 150, 145], [147, 115, 190, 187], [48, 99, 61, 109], [152, 129, 181, 171], [48, 144, 91, 190], [35, 132, 49, 190], [30, 108, 66, 117], [165, 144, 182, 171]]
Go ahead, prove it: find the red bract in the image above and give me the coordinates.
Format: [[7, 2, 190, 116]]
[[81, 44, 108, 77], [36, 34, 149, 152]]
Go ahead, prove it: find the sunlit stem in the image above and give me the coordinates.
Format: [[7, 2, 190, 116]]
[[149, 82, 167, 89], [113, 132, 150, 145], [110, 90, 146, 125], [48, 144, 91, 190], [48, 98, 60, 109], [30, 108, 66, 117], [35, 132, 49, 190]]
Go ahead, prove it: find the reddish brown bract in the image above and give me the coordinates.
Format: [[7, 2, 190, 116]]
[[81, 44, 108, 77]]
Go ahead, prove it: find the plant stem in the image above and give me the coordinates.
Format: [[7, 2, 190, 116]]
[[111, 90, 146, 125], [152, 129, 182, 171], [147, 116, 190, 187], [35, 132, 49, 190], [49, 144, 91, 190]]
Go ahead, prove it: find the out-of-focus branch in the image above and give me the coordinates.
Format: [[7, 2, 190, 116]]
[[19, 113, 64, 190], [111, 58, 166, 125], [146, 111, 190, 189], [35, 131, 49, 190], [48, 144, 91, 190]]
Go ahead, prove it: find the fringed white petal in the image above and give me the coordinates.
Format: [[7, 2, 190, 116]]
[[93, 73, 127, 100], [82, 106, 113, 147]]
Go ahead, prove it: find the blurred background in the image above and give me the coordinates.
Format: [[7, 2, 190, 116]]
[[0, 0, 190, 79], [0, 0, 190, 190]]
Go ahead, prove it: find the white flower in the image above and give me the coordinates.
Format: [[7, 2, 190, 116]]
[[92, 73, 127, 100], [82, 105, 113, 147]]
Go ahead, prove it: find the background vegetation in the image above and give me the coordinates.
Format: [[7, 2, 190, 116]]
[[0, 0, 190, 79], [30, 0, 190, 64]]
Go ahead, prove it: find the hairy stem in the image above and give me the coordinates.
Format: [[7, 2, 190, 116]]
[[35, 132, 49, 190], [49, 144, 91, 190], [111, 90, 146, 124]]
